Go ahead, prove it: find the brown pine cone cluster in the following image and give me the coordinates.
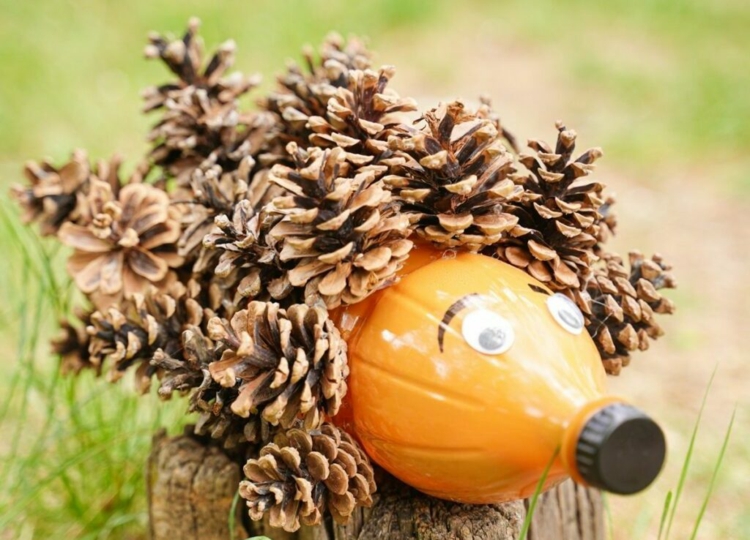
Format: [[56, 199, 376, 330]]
[[267, 144, 413, 307], [386, 100, 521, 251], [143, 18, 273, 183], [240, 424, 375, 532], [207, 302, 349, 429], [576, 252, 676, 374], [487, 121, 607, 290]]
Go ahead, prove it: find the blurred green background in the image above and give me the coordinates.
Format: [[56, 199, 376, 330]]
[[1, 0, 748, 538]]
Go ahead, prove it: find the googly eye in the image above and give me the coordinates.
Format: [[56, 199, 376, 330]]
[[461, 309, 515, 355], [547, 293, 585, 335]]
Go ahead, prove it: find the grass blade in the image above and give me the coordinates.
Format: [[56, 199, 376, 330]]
[[689, 407, 736, 540], [229, 488, 241, 540], [664, 365, 717, 539], [657, 490, 673, 540], [519, 448, 559, 540]]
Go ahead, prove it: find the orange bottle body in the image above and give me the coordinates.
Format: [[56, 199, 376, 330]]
[[333, 248, 610, 503]]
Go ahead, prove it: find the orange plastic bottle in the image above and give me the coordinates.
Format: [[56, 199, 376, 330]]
[[333, 245, 665, 502]]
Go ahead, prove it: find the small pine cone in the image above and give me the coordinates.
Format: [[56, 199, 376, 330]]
[[52, 307, 95, 375], [10, 150, 90, 236], [580, 251, 676, 374], [259, 33, 372, 162], [180, 326, 270, 449], [87, 282, 204, 392], [267, 144, 413, 307], [308, 65, 417, 157], [143, 18, 271, 183], [207, 302, 349, 430], [240, 424, 376, 531], [489, 122, 608, 291], [174, 157, 253, 262], [386, 100, 521, 251], [201, 199, 281, 303]]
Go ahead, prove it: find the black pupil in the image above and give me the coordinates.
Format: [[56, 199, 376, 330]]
[[478, 327, 506, 350]]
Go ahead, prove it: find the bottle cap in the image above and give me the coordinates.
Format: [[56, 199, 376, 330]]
[[575, 403, 666, 494]]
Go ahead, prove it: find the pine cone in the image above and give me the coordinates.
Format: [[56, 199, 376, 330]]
[[477, 96, 520, 153], [173, 157, 253, 262], [202, 199, 277, 278], [267, 144, 413, 308], [207, 301, 349, 430], [577, 251, 676, 374], [86, 281, 204, 391], [143, 18, 272, 184], [308, 65, 417, 157], [52, 307, 94, 375], [240, 423, 376, 531], [259, 34, 372, 162], [488, 122, 607, 291], [385, 100, 521, 251], [10, 150, 89, 236], [58, 179, 184, 309]]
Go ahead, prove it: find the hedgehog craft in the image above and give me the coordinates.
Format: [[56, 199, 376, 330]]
[[12, 19, 676, 533]]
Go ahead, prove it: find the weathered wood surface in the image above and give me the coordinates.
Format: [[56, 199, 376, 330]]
[[147, 433, 604, 540]]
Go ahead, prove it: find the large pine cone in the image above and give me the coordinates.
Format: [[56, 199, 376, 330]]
[[576, 251, 676, 374], [386, 100, 521, 251], [267, 144, 413, 308], [240, 424, 376, 532], [207, 301, 349, 429], [488, 122, 608, 291]]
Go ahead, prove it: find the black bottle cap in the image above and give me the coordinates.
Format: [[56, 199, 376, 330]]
[[575, 403, 666, 495]]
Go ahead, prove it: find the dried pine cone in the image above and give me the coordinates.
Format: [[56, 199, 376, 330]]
[[386, 100, 521, 251], [52, 307, 94, 375], [259, 33, 372, 162], [308, 65, 417, 157], [240, 424, 375, 531], [10, 150, 89, 236], [173, 157, 253, 262], [577, 251, 676, 374], [488, 122, 607, 291], [207, 301, 348, 430], [58, 178, 184, 309], [86, 281, 204, 391], [267, 144, 413, 307], [201, 199, 278, 282], [143, 18, 272, 183]]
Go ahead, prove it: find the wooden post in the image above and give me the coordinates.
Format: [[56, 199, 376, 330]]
[[147, 433, 605, 540]]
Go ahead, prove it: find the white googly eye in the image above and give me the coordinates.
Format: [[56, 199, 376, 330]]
[[547, 293, 585, 335], [461, 309, 515, 355]]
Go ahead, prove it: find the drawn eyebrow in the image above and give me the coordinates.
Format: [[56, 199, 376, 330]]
[[437, 293, 481, 352], [528, 283, 551, 295]]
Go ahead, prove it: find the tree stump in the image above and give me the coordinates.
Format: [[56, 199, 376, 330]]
[[147, 432, 605, 540]]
